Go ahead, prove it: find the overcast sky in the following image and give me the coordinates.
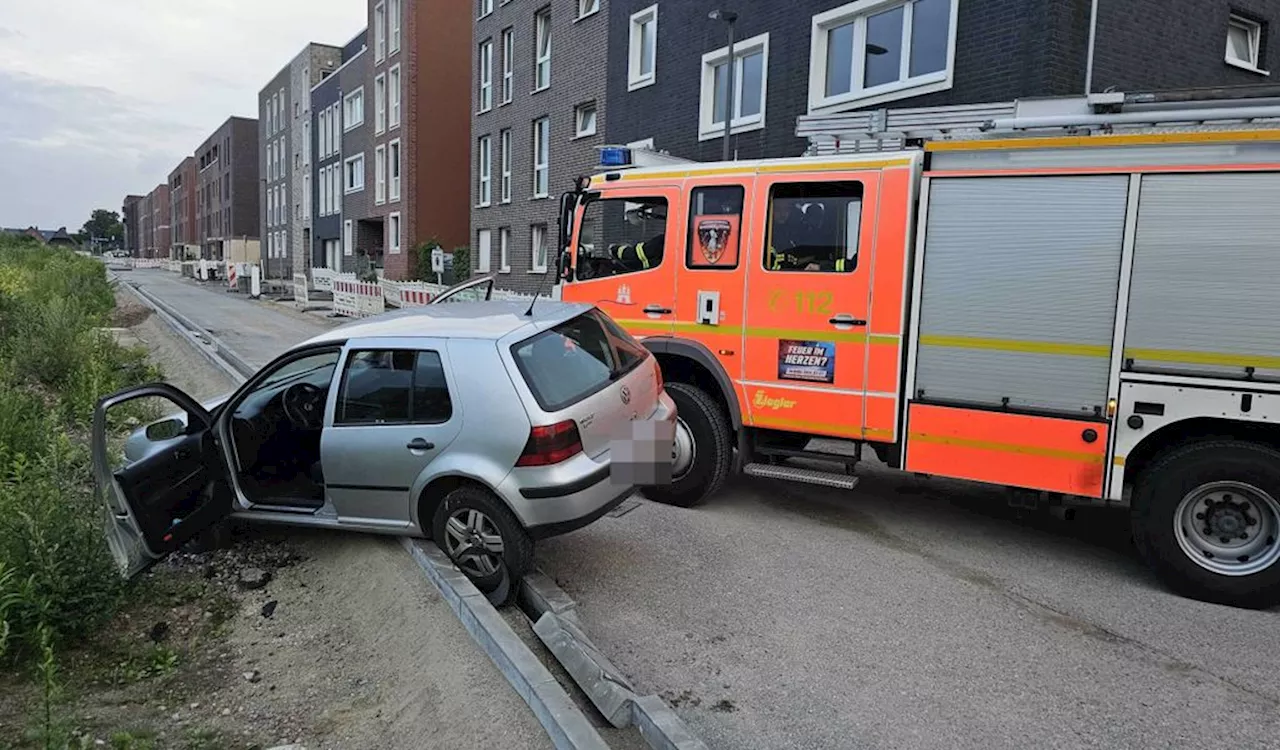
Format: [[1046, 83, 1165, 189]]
[[0, 1, 366, 231]]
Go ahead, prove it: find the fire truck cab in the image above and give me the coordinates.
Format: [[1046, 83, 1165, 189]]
[[554, 93, 1280, 609]]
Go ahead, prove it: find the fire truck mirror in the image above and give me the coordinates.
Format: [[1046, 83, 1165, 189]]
[[557, 250, 573, 281]]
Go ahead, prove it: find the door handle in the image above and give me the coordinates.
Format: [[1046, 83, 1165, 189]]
[[174, 447, 192, 461], [643, 304, 672, 315], [406, 438, 435, 451], [829, 314, 867, 327]]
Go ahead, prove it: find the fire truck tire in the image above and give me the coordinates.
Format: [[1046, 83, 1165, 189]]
[[1131, 440, 1280, 609], [643, 382, 732, 508]]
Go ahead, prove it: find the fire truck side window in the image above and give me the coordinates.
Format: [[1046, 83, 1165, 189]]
[[764, 181, 862, 273], [574, 195, 669, 280], [686, 185, 745, 270]]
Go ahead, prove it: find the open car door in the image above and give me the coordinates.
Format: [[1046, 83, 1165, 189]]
[[92, 383, 233, 578], [429, 274, 496, 304]]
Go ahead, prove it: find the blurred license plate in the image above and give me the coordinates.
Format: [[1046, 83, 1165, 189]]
[[609, 419, 675, 486]]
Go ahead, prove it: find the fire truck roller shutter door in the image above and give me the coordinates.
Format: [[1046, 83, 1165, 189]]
[[1125, 172, 1280, 382], [914, 175, 1129, 416]]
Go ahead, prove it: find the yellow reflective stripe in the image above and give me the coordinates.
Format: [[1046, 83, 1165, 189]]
[[925, 129, 1280, 153], [919, 334, 1111, 358], [1113, 455, 1126, 467], [636, 242, 649, 269], [910, 432, 1105, 463], [1123, 347, 1280, 371], [604, 157, 914, 183], [612, 319, 901, 346], [752, 415, 894, 441]]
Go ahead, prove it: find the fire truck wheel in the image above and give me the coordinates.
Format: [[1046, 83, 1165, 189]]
[[1131, 440, 1280, 609], [643, 382, 732, 508]]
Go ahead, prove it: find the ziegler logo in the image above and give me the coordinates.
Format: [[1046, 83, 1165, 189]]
[[753, 390, 796, 411]]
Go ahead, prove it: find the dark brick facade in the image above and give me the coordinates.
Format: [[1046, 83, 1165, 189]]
[[340, 43, 375, 272], [195, 116, 260, 262], [471, 0, 609, 294], [122, 195, 143, 255], [604, 0, 1280, 162], [168, 157, 199, 257]]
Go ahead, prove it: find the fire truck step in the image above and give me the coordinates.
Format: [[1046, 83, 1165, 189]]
[[743, 462, 861, 490]]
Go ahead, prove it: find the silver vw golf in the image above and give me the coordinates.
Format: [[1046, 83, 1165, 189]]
[[92, 281, 675, 595]]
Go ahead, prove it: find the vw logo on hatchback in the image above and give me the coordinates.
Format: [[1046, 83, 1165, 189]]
[[620, 385, 632, 405]]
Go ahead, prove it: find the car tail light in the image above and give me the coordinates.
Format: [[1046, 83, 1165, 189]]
[[516, 419, 583, 467]]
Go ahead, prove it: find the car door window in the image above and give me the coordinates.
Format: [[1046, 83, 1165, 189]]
[[231, 349, 342, 422], [337, 349, 452, 425], [764, 181, 862, 273], [574, 195, 669, 280]]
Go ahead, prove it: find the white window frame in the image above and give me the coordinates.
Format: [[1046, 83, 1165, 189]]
[[575, 101, 597, 138], [499, 226, 511, 272], [479, 39, 494, 112], [343, 87, 365, 131], [500, 129, 512, 203], [388, 65, 402, 128], [1226, 14, 1269, 74], [303, 172, 311, 219], [532, 117, 550, 198], [374, 1, 387, 63], [389, 0, 402, 54], [389, 138, 402, 201], [808, 0, 960, 114], [375, 144, 387, 204], [478, 135, 492, 207], [388, 212, 402, 255], [534, 8, 552, 92], [501, 28, 514, 104], [531, 224, 548, 273], [577, 0, 599, 20], [303, 119, 311, 166], [477, 228, 492, 273], [282, 185, 288, 223], [267, 189, 275, 228], [375, 73, 387, 134], [344, 153, 365, 194], [628, 5, 659, 91], [699, 32, 770, 141], [479, 0, 493, 18], [319, 168, 327, 216], [343, 219, 354, 256]]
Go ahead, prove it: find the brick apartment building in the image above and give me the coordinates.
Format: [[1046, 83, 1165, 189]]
[[259, 43, 343, 280], [168, 156, 199, 259], [312, 30, 367, 272], [195, 116, 261, 263], [471, 0, 608, 294], [122, 195, 143, 256], [136, 192, 153, 257], [145, 183, 171, 259], [603, 0, 1280, 161]]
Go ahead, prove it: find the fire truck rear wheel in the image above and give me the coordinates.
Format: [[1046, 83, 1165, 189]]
[[1131, 440, 1280, 609], [643, 382, 732, 508]]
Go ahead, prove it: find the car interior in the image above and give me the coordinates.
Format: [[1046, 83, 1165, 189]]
[[227, 352, 339, 509]]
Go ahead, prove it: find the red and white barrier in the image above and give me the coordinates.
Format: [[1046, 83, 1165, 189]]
[[227, 263, 238, 290], [332, 277, 386, 318], [400, 288, 434, 307]]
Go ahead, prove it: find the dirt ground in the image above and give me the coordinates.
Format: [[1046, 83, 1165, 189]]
[[0, 289, 551, 750]]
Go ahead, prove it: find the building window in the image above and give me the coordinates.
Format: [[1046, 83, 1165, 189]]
[[389, 139, 402, 201], [809, 0, 957, 113], [283, 186, 288, 222], [344, 87, 365, 131], [375, 74, 387, 134], [375, 144, 387, 204], [477, 228, 492, 273], [500, 129, 512, 203], [303, 172, 311, 218], [344, 153, 365, 193], [389, 0, 402, 54], [575, 101, 597, 138], [479, 0, 493, 18], [1226, 14, 1266, 72], [700, 32, 769, 141], [500, 29, 515, 105], [389, 65, 402, 128], [375, 2, 387, 63], [532, 117, 549, 198], [318, 110, 327, 157], [534, 7, 552, 91], [388, 212, 402, 255], [628, 5, 658, 91], [499, 227, 511, 272], [764, 181, 862, 273], [343, 219, 354, 256], [303, 120, 310, 166], [478, 135, 492, 207], [267, 190, 275, 228], [531, 224, 548, 273], [578, 0, 599, 19], [479, 39, 494, 112]]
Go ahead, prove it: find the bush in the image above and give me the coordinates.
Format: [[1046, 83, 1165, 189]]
[[0, 237, 157, 663]]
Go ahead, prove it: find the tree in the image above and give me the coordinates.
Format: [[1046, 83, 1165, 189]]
[[80, 209, 123, 244]]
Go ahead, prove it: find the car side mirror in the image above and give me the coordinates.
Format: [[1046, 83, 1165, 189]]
[[145, 417, 186, 442]]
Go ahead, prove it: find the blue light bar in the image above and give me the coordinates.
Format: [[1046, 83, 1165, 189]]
[[599, 147, 632, 168]]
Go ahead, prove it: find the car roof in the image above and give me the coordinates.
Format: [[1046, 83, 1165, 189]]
[[297, 299, 596, 347]]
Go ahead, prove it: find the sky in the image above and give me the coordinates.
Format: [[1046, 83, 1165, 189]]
[[0, 0, 367, 232]]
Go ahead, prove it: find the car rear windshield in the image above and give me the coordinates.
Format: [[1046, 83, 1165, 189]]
[[511, 309, 649, 412]]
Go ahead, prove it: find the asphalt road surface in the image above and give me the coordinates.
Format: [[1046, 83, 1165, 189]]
[[129, 269, 1280, 749]]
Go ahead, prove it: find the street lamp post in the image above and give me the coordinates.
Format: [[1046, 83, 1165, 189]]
[[709, 9, 738, 162]]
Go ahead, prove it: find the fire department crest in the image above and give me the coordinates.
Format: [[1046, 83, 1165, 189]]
[[696, 219, 732, 265]]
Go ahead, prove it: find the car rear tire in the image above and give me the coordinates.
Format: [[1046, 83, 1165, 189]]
[[1131, 440, 1280, 609], [432, 484, 533, 602], [641, 382, 732, 508]]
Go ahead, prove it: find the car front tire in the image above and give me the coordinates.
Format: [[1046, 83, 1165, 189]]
[[432, 484, 533, 604], [641, 382, 732, 509]]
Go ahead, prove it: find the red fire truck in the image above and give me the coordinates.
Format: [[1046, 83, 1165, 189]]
[[554, 91, 1280, 608]]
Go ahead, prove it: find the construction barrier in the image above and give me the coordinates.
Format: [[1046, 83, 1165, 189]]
[[400, 288, 434, 307], [332, 276, 385, 318], [227, 263, 238, 290], [293, 273, 310, 307], [311, 268, 336, 293]]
